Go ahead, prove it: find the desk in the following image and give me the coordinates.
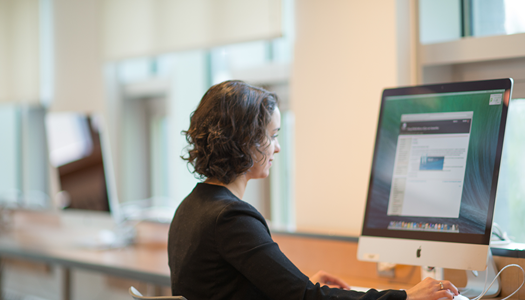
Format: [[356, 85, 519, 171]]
[[0, 210, 171, 300], [0, 210, 416, 299], [273, 232, 525, 300], [3, 210, 524, 300], [0, 210, 415, 299]]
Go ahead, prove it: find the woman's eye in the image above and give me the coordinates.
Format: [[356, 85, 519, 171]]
[[272, 134, 279, 139]]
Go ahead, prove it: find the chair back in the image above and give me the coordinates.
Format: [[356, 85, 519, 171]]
[[129, 286, 187, 300]]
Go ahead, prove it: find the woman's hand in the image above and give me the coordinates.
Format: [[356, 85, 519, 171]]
[[406, 277, 459, 300], [309, 270, 351, 290]]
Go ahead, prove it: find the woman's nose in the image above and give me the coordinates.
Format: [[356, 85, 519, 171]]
[[274, 140, 281, 153]]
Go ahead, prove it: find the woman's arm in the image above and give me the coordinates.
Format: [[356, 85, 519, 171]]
[[309, 270, 351, 290], [215, 201, 408, 300]]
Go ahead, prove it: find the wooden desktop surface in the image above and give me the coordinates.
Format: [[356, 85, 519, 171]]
[[272, 233, 419, 291], [0, 210, 171, 286], [0, 209, 415, 293], [1, 210, 523, 299]]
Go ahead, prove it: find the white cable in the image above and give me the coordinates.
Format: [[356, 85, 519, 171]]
[[472, 264, 525, 300], [471, 263, 490, 300]]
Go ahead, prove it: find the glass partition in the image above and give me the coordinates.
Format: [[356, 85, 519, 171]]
[[0, 104, 50, 210]]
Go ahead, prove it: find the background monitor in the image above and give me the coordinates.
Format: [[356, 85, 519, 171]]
[[357, 78, 512, 274], [46, 113, 110, 212], [45, 112, 132, 248]]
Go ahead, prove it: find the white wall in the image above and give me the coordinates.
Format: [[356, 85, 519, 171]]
[[291, 0, 416, 236]]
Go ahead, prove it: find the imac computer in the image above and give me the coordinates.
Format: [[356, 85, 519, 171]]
[[357, 78, 513, 297], [46, 113, 111, 212], [45, 112, 133, 248]]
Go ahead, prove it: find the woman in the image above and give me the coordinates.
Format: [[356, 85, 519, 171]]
[[168, 80, 459, 300]]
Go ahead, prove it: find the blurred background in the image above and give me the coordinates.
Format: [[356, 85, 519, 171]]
[[1, 0, 525, 248], [2, 0, 525, 299]]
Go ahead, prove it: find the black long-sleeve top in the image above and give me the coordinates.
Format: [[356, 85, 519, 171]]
[[168, 183, 407, 300]]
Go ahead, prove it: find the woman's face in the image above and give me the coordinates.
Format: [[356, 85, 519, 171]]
[[247, 107, 281, 180]]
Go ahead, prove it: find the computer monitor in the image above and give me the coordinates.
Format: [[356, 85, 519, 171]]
[[46, 113, 112, 212], [357, 78, 512, 295], [46, 112, 132, 247]]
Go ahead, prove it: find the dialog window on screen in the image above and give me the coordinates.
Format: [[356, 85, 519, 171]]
[[387, 111, 473, 219]]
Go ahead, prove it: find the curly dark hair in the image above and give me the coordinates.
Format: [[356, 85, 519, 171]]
[[182, 80, 279, 184]]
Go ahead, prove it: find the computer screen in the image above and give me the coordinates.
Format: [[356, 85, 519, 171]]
[[46, 112, 115, 213], [358, 78, 512, 272], [46, 112, 134, 248]]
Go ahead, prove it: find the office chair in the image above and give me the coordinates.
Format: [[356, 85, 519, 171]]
[[129, 286, 187, 300]]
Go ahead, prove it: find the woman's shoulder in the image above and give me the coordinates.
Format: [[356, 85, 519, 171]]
[[198, 184, 266, 221], [179, 183, 260, 217], [189, 183, 240, 204]]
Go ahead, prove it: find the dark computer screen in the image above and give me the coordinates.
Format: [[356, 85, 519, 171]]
[[46, 113, 109, 212]]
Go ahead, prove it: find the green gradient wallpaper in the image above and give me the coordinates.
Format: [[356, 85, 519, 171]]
[[366, 91, 504, 235]]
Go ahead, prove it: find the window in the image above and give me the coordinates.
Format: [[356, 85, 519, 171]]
[[208, 39, 295, 229], [494, 99, 525, 243], [107, 0, 295, 226], [419, 0, 462, 44], [419, 0, 525, 44], [0, 105, 21, 205], [469, 0, 525, 37], [0, 104, 49, 209], [108, 57, 177, 221]]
